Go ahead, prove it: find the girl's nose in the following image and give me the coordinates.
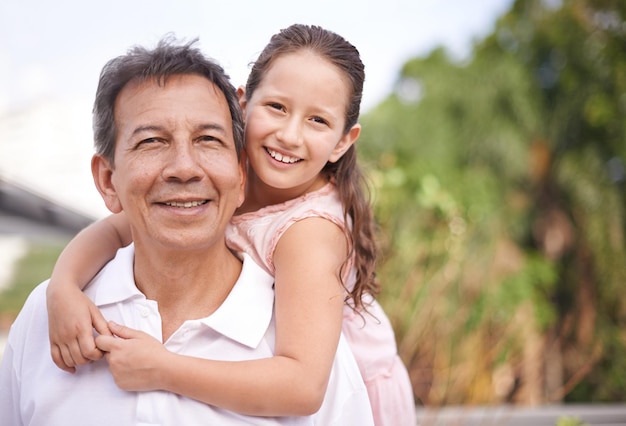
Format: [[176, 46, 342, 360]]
[[276, 118, 303, 148]]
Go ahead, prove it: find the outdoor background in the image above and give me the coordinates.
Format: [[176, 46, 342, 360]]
[[1, 0, 625, 409]]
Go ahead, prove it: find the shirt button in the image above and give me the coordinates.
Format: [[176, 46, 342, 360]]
[[139, 306, 150, 317]]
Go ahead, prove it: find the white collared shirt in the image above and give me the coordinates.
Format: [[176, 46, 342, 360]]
[[0, 245, 373, 426]]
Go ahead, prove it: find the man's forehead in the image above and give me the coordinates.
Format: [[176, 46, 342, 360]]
[[114, 74, 232, 128], [119, 74, 227, 103]]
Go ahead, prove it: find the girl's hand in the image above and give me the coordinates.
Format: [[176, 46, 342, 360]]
[[96, 321, 171, 391], [47, 283, 111, 373]]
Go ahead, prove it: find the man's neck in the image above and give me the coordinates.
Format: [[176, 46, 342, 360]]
[[132, 244, 242, 341]]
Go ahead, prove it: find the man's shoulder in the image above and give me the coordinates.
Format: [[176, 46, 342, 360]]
[[22, 279, 50, 310], [4, 279, 50, 350], [85, 245, 134, 289], [239, 253, 273, 283]]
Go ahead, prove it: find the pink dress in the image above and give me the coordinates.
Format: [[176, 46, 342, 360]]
[[227, 182, 416, 426]]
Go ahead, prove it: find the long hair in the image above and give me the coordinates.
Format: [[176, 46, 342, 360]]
[[245, 24, 380, 309]]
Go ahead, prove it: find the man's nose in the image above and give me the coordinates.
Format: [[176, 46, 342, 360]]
[[162, 142, 203, 182]]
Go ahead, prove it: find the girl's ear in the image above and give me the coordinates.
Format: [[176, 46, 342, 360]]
[[237, 86, 247, 113], [329, 123, 361, 163], [237, 150, 248, 208], [91, 154, 123, 214]]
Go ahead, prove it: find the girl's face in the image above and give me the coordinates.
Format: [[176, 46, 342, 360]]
[[240, 51, 360, 199]]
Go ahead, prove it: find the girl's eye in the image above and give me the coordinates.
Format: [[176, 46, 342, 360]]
[[311, 116, 328, 126]]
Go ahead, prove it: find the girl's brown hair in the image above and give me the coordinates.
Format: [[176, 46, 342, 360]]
[[245, 24, 379, 309]]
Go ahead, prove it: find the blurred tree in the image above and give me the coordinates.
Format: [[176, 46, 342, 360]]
[[361, 0, 626, 405]]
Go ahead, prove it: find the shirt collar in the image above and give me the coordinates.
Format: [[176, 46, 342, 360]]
[[85, 244, 142, 305], [198, 253, 275, 348], [86, 245, 275, 349]]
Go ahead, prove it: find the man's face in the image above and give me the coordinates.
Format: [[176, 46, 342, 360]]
[[93, 74, 245, 252]]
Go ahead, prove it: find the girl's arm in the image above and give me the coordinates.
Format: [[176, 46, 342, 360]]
[[96, 217, 347, 416], [46, 212, 132, 372]]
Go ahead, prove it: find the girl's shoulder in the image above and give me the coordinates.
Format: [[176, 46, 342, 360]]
[[227, 182, 345, 275], [231, 182, 340, 224]]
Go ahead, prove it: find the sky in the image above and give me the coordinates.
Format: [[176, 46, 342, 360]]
[[0, 0, 514, 218]]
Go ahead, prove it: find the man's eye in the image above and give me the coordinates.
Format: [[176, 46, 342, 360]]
[[139, 137, 160, 145], [198, 135, 221, 144]]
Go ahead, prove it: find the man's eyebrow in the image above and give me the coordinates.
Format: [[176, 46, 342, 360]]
[[131, 123, 227, 136], [197, 123, 227, 135], [131, 125, 165, 136]]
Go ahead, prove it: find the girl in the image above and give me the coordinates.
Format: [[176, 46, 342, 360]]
[[46, 24, 416, 425]]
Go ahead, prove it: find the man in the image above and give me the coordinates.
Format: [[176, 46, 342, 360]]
[[0, 38, 373, 425]]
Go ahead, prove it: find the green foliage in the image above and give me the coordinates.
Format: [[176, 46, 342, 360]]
[[556, 416, 587, 426], [0, 243, 64, 317], [493, 254, 558, 330], [362, 0, 626, 405]]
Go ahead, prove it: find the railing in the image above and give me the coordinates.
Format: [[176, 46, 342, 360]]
[[0, 175, 94, 235], [416, 404, 626, 426]]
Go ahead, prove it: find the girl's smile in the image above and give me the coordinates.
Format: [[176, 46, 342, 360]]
[[240, 50, 358, 206]]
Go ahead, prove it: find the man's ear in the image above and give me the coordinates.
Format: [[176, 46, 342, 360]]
[[91, 154, 123, 214], [329, 123, 361, 163], [237, 86, 247, 114]]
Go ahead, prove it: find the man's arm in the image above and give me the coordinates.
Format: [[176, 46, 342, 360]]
[[0, 282, 52, 426]]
